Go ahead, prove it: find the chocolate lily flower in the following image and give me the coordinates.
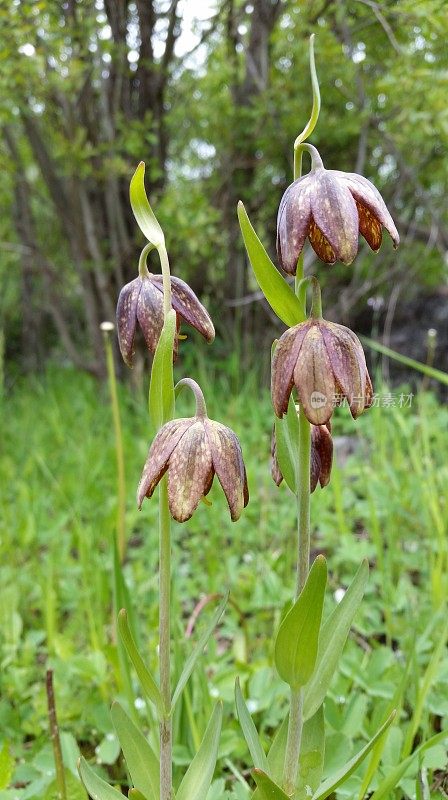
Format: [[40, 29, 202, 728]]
[[277, 144, 399, 273], [271, 418, 333, 492], [117, 273, 214, 367], [137, 379, 249, 522], [271, 315, 373, 426]]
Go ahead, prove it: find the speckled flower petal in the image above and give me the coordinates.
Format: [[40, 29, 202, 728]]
[[271, 322, 311, 418], [355, 201, 382, 250], [205, 420, 249, 521], [136, 277, 165, 354], [308, 220, 336, 263], [293, 325, 336, 425], [312, 424, 333, 489], [310, 171, 359, 265], [152, 275, 215, 343], [333, 170, 399, 249], [276, 177, 312, 274], [137, 418, 192, 509], [167, 420, 214, 522], [270, 426, 283, 486], [116, 277, 142, 367], [320, 321, 372, 419]]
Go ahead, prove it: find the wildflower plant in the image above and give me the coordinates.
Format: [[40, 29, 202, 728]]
[[76, 34, 448, 800]]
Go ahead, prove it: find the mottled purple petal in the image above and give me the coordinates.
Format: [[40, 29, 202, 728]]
[[167, 420, 213, 522], [312, 424, 333, 489], [293, 325, 336, 425], [271, 323, 311, 417], [137, 418, 192, 509], [333, 170, 399, 248], [205, 420, 249, 521], [116, 277, 142, 367], [276, 176, 312, 274], [152, 275, 215, 343], [308, 220, 336, 263], [310, 171, 359, 265], [136, 277, 165, 354], [320, 321, 372, 419]]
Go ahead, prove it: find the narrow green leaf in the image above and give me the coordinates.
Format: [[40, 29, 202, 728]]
[[128, 791, 148, 800], [295, 705, 325, 800], [303, 559, 368, 720], [311, 712, 396, 800], [118, 609, 164, 718], [148, 310, 176, 431], [275, 556, 327, 689], [111, 702, 158, 800], [252, 770, 290, 800], [370, 730, 448, 800], [176, 702, 223, 800], [0, 742, 13, 790], [267, 714, 289, 784], [130, 162, 164, 247], [361, 336, 448, 386], [274, 396, 300, 493], [237, 202, 304, 328], [78, 756, 124, 800], [172, 593, 228, 711], [235, 678, 268, 772]]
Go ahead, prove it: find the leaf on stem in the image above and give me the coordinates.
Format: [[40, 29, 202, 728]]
[[274, 396, 300, 493], [275, 556, 327, 689], [235, 677, 268, 772], [237, 202, 304, 328], [303, 559, 368, 720], [252, 770, 290, 800], [295, 705, 325, 800], [130, 162, 164, 247], [311, 712, 396, 800], [172, 593, 228, 712], [117, 609, 164, 718], [111, 702, 159, 800], [148, 310, 176, 431], [176, 702, 223, 800], [78, 756, 124, 800]]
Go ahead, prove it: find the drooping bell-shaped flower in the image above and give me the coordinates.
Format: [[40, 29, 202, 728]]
[[117, 273, 214, 367], [137, 379, 249, 522], [271, 281, 373, 426], [277, 144, 399, 274], [271, 417, 333, 492]]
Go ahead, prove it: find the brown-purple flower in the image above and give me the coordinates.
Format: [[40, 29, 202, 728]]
[[137, 380, 249, 523], [271, 317, 373, 426], [277, 144, 399, 273], [117, 274, 214, 367], [271, 419, 333, 492]]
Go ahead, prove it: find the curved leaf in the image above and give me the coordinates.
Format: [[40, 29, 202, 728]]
[[78, 757, 124, 800], [237, 202, 303, 328], [111, 702, 158, 800], [370, 730, 448, 800], [130, 162, 164, 247], [275, 556, 327, 689], [117, 609, 164, 718], [176, 702, 222, 800], [235, 678, 268, 772], [252, 770, 289, 800]]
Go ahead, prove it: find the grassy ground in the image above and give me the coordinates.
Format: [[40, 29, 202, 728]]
[[0, 364, 447, 799]]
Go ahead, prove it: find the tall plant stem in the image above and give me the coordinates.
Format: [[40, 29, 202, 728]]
[[283, 142, 313, 794], [46, 670, 67, 800], [102, 325, 126, 562], [159, 476, 172, 800]]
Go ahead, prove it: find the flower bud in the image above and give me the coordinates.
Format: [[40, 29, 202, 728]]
[[137, 402, 249, 523], [271, 418, 333, 492], [271, 317, 373, 425], [277, 146, 399, 273], [116, 274, 214, 367]]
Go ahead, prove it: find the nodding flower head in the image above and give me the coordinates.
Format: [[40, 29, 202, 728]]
[[117, 274, 214, 367], [271, 316, 373, 426], [137, 380, 249, 523], [271, 418, 333, 492], [277, 145, 399, 274]]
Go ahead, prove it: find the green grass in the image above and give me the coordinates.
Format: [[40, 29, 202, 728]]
[[0, 365, 447, 798]]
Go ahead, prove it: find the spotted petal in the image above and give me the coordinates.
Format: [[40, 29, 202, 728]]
[[333, 170, 399, 249], [276, 176, 312, 274], [310, 170, 359, 265], [167, 420, 214, 522], [116, 277, 142, 367], [320, 322, 372, 419], [205, 420, 249, 522], [293, 325, 337, 425], [152, 275, 215, 343], [271, 322, 311, 417], [137, 418, 192, 509], [136, 277, 165, 354]]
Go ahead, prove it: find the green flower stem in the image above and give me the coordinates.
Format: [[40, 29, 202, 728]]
[[175, 377, 208, 418], [102, 325, 126, 562], [158, 245, 172, 319], [159, 475, 173, 800], [283, 688, 304, 796], [46, 670, 67, 800], [296, 404, 311, 597], [138, 242, 155, 278]]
